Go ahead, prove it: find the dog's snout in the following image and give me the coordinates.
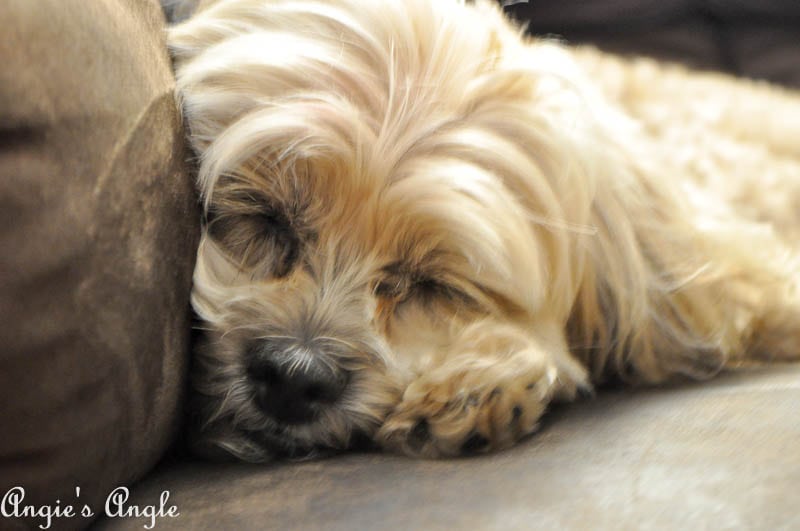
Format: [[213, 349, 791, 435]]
[[247, 342, 350, 424]]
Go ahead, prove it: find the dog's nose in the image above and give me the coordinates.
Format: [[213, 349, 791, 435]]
[[247, 346, 349, 424]]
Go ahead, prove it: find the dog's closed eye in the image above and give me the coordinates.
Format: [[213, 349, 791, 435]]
[[207, 203, 301, 277], [374, 268, 473, 308], [410, 278, 470, 304]]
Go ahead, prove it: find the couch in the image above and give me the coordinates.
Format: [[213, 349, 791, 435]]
[[1, 1, 797, 529]]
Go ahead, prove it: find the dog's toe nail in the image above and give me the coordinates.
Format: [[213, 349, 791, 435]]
[[460, 432, 490, 454], [577, 386, 595, 400], [407, 419, 430, 452]]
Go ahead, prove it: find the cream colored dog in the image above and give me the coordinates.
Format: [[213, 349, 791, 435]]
[[168, 0, 800, 461]]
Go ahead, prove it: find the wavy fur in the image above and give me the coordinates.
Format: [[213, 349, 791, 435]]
[[169, 0, 800, 460]]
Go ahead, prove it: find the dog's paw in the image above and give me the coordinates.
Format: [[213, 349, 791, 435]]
[[377, 358, 588, 458]]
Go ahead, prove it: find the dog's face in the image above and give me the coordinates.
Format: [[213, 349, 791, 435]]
[[174, 0, 595, 460], [190, 113, 556, 459]]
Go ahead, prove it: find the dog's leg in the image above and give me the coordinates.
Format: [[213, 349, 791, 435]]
[[739, 273, 800, 364], [632, 237, 800, 377], [675, 224, 800, 368], [377, 319, 589, 458]]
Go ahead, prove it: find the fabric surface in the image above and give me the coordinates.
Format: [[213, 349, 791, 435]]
[[507, 0, 800, 88], [96, 366, 800, 530], [0, 0, 200, 528]]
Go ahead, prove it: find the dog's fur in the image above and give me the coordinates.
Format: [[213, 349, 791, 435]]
[[168, 0, 800, 461]]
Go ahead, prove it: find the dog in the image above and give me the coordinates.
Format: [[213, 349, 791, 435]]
[[168, 0, 800, 461]]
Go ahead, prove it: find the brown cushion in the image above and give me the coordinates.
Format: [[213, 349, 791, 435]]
[[0, 0, 199, 528], [507, 0, 800, 89]]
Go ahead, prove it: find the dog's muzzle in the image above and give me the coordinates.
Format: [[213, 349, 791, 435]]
[[245, 339, 351, 424]]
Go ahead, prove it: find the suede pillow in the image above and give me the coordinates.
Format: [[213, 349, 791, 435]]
[[507, 0, 800, 88], [0, 1, 199, 528]]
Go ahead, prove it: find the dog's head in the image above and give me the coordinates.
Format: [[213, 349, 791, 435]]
[[170, 0, 600, 461]]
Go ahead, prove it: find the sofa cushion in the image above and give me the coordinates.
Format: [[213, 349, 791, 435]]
[[506, 0, 800, 88], [96, 366, 800, 530], [0, 0, 199, 528]]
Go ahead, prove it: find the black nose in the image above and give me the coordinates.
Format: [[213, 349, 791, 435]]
[[246, 344, 350, 424]]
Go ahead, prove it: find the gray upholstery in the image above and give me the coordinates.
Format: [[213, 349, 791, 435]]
[[98, 366, 800, 530]]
